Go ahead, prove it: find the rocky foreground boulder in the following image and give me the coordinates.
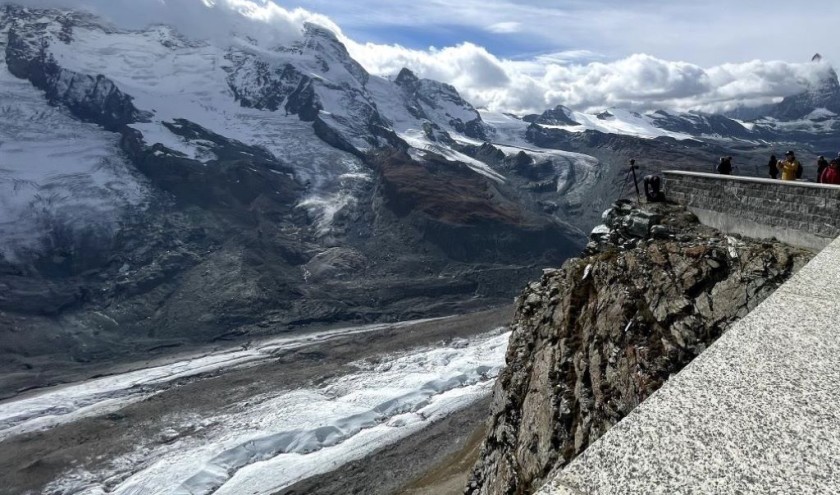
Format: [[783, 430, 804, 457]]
[[466, 201, 814, 495]]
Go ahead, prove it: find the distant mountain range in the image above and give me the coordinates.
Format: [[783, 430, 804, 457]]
[[523, 64, 840, 148], [0, 4, 836, 376]]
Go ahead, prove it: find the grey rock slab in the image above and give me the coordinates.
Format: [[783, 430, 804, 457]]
[[541, 249, 840, 495]]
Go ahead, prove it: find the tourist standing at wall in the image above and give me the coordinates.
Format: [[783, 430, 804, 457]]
[[821, 160, 840, 185], [817, 156, 829, 183], [778, 151, 801, 181]]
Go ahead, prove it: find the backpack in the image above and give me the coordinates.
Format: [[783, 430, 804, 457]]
[[717, 159, 732, 175], [795, 160, 803, 179]]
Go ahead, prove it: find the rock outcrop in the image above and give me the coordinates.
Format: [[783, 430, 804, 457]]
[[522, 105, 580, 127], [466, 201, 813, 495]]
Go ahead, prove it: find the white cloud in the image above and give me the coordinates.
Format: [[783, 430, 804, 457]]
[[285, 1, 840, 67], [347, 41, 511, 90], [11, 0, 838, 115], [12, 0, 342, 46], [486, 21, 521, 34], [346, 39, 833, 114]]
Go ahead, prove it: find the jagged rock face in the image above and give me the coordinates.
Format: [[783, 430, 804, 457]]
[[466, 203, 813, 495], [394, 67, 492, 141], [371, 150, 583, 263], [5, 22, 146, 130], [225, 22, 371, 116], [225, 23, 389, 151], [224, 55, 305, 113], [647, 110, 755, 140], [523, 105, 579, 126]]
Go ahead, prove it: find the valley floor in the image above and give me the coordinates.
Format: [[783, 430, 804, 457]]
[[0, 307, 510, 495]]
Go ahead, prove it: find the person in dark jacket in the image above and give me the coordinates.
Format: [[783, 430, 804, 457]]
[[794, 151, 803, 179], [817, 155, 829, 183], [716, 156, 732, 175], [644, 175, 664, 202], [768, 154, 778, 179], [821, 160, 840, 185]]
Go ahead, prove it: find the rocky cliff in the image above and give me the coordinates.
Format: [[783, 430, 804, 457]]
[[466, 201, 813, 495]]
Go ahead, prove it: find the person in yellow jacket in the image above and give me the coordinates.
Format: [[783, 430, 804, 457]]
[[778, 150, 801, 181]]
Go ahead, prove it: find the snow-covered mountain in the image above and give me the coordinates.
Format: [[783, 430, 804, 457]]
[[3, 4, 835, 263], [769, 66, 840, 120], [2, 3, 837, 381], [0, 5, 486, 246], [522, 80, 840, 148], [0, 4, 594, 253], [0, 4, 598, 376]]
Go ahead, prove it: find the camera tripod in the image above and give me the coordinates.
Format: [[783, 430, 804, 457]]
[[621, 159, 641, 203]]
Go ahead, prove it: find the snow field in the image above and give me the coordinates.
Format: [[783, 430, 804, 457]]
[[0, 61, 148, 258], [43, 21, 371, 234]]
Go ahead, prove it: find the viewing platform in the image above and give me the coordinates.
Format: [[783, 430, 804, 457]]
[[539, 172, 840, 494]]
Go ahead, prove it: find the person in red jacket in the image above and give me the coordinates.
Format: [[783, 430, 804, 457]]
[[821, 160, 840, 185], [817, 156, 830, 183]]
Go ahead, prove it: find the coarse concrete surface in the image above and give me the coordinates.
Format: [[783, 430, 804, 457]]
[[538, 235, 840, 495]]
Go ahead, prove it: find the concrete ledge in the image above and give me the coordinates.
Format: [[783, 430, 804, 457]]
[[539, 236, 840, 495]]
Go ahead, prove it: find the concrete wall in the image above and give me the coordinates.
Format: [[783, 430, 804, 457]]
[[664, 171, 840, 250]]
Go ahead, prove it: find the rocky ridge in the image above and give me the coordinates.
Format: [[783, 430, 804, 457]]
[[466, 201, 813, 495]]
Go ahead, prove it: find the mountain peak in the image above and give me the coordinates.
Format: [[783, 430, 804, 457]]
[[302, 22, 340, 42], [815, 65, 840, 92], [769, 63, 840, 121], [524, 104, 579, 126], [395, 67, 420, 88]]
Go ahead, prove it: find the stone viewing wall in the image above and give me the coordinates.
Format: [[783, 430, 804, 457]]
[[664, 170, 840, 250]]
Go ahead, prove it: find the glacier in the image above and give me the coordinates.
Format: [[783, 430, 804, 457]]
[[8, 327, 512, 495]]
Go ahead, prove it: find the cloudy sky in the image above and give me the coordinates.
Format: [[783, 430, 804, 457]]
[[14, 0, 840, 114]]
